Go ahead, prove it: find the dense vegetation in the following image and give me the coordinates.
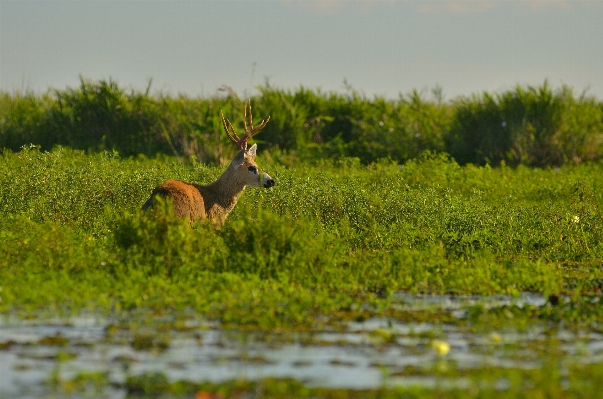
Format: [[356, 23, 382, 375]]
[[1, 80, 603, 397], [1, 146, 602, 321], [1, 79, 602, 321], [1, 78, 602, 167]]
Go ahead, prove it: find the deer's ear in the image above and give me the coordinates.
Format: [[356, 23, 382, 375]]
[[233, 149, 246, 166], [247, 143, 257, 159]]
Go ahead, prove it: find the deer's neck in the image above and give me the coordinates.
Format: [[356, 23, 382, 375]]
[[198, 167, 247, 224]]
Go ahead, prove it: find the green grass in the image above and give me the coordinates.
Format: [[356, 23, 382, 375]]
[[0, 80, 603, 398], [2, 80, 603, 397], [0, 146, 602, 328], [1, 78, 602, 167], [2, 144, 603, 398]]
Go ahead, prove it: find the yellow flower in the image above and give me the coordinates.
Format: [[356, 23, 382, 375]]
[[431, 339, 450, 356]]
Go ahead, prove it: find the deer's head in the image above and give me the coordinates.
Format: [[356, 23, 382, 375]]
[[222, 101, 275, 189]]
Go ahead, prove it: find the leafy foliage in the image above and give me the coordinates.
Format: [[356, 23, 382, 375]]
[[447, 81, 603, 166], [2, 81, 603, 396], [0, 147, 602, 321], [2, 78, 601, 166]]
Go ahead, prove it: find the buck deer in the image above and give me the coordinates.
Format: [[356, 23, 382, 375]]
[[142, 101, 275, 225]]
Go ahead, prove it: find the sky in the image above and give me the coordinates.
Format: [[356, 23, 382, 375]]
[[1, 0, 603, 100]]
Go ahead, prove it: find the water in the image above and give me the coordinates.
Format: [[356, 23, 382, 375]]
[[1, 293, 602, 398]]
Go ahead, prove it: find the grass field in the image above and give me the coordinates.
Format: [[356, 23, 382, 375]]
[[1, 146, 603, 397], [2, 146, 602, 314], [1, 81, 603, 397]]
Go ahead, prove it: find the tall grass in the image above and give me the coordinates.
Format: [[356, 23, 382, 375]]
[[1, 147, 602, 319], [447, 81, 603, 166], [2, 78, 601, 167], [1, 79, 603, 323]]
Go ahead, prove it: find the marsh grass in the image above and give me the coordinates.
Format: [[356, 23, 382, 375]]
[[0, 146, 602, 328], [2, 78, 601, 167], [448, 82, 603, 167], [2, 80, 603, 397]]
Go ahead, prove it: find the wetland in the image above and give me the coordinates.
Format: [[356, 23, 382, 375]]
[[1, 81, 603, 397]]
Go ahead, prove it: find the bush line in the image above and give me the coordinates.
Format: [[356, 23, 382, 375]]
[[1, 78, 602, 167]]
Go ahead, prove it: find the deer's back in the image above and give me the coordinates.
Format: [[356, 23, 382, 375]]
[[142, 180, 206, 220]]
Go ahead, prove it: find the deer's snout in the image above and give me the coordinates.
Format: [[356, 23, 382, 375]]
[[263, 173, 275, 189]]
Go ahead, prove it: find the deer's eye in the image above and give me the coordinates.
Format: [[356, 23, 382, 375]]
[[248, 166, 258, 174]]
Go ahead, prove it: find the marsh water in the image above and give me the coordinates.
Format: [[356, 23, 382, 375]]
[[1, 293, 602, 398]]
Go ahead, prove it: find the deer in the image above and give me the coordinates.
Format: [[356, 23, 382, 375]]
[[142, 100, 275, 226]]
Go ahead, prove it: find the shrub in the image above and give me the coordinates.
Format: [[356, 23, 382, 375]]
[[447, 81, 603, 166]]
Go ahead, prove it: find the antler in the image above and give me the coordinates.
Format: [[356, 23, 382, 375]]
[[221, 100, 270, 151]]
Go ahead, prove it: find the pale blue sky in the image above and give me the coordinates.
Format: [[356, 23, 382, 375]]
[[2, 0, 602, 100]]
